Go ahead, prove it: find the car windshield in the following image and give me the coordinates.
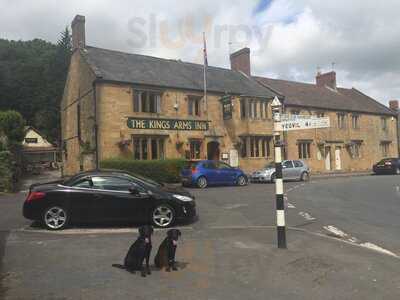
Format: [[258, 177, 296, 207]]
[[264, 162, 275, 169], [377, 158, 393, 164]]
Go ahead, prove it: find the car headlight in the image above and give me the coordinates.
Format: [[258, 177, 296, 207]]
[[173, 194, 193, 202]]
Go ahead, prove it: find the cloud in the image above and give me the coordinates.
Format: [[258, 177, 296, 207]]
[[0, 0, 399, 103]]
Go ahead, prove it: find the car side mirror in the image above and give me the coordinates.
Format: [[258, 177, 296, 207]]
[[282, 165, 287, 169], [128, 186, 140, 195]]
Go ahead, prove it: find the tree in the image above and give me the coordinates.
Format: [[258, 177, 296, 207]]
[[0, 28, 72, 144], [0, 110, 25, 150]]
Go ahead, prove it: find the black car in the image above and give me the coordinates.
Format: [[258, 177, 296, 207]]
[[23, 170, 196, 230], [373, 158, 400, 175]]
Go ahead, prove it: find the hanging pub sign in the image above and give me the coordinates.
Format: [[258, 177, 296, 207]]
[[127, 117, 209, 131], [221, 95, 233, 120]]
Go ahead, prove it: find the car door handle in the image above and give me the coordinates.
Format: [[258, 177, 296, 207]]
[[93, 194, 103, 199]]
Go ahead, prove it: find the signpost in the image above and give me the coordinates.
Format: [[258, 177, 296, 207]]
[[276, 115, 330, 131], [270, 97, 330, 249]]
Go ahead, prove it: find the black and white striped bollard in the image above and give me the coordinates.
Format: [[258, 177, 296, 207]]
[[274, 133, 287, 249], [271, 96, 287, 249]]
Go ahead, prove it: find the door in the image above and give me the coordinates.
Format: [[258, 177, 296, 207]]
[[335, 147, 342, 170], [216, 161, 236, 184], [91, 176, 150, 221], [202, 161, 219, 185], [207, 141, 220, 160], [282, 160, 295, 180], [325, 147, 331, 171], [68, 177, 103, 222]]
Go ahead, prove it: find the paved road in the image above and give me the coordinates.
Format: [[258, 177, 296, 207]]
[[287, 174, 400, 256], [1, 174, 400, 299]]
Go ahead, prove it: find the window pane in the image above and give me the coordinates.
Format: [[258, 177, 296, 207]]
[[133, 92, 140, 112], [141, 139, 148, 160], [151, 139, 158, 159], [159, 139, 165, 159], [141, 92, 147, 112], [133, 138, 140, 160], [91, 176, 132, 191], [188, 99, 193, 115]]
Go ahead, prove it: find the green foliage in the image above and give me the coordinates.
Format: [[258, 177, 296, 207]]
[[100, 158, 186, 183], [0, 110, 25, 149], [0, 28, 71, 143], [0, 151, 14, 192]]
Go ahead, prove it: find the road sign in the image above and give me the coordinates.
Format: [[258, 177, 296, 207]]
[[276, 115, 330, 131]]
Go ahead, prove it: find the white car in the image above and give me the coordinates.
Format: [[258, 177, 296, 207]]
[[250, 160, 310, 183]]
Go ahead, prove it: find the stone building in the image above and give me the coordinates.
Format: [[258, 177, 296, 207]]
[[61, 15, 279, 176], [61, 15, 398, 176]]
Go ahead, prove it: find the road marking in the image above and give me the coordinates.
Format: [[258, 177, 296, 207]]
[[299, 211, 316, 221], [323, 225, 399, 258], [323, 225, 348, 238], [224, 203, 249, 210], [359, 242, 399, 258], [287, 203, 296, 209]]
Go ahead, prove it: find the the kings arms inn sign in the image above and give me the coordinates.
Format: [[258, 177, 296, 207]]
[[127, 117, 209, 131]]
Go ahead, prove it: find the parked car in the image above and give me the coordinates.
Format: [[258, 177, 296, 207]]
[[250, 160, 310, 183], [181, 160, 248, 188], [23, 170, 196, 230], [373, 158, 400, 175]]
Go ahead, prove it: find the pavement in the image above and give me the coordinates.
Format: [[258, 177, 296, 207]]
[[1, 171, 400, 299]]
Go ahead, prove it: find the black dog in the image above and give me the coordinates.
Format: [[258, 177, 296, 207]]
[[113, 225, 153, 277], [154, 229, 182, 272]]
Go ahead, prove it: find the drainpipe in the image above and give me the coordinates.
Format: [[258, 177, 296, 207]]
[[93, 80, 99, 170]]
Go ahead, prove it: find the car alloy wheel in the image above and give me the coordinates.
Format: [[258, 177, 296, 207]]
[[43, 206, 69, 230], [301, 172, 310, 182], [237, 175, 247, 186], [152, 204, 175, 228], [197, 176, 208, 189]]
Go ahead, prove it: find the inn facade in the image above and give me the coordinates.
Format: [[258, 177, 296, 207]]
[[61, 15, 398, 176]]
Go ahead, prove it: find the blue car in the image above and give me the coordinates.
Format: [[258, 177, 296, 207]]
[[181, 160, 248, 188]]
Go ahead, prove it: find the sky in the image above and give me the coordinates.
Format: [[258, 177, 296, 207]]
[[1, 0, 399, 105]]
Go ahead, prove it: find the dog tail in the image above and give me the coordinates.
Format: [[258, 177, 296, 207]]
[[112, 264, 125, 270]]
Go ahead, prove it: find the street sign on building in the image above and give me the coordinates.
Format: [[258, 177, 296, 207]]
[[276, 115, 330, 131]]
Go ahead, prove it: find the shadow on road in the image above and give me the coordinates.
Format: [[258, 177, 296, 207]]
[[0, 230, 10, 299]]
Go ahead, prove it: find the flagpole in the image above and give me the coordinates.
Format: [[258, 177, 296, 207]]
[[203, 32, 208, 119]]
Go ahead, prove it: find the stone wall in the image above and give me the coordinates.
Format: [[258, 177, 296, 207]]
[[283, 107, 398, 173], [60, 51, 96, 176]]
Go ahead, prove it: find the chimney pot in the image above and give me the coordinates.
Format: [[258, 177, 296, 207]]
[[389, 100, 399, 111], [71, 15, 86, 50], [230, 47, 251, 76], [316, 71, 336, 90]]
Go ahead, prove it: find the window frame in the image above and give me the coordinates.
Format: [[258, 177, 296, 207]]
[[298, 142, 311, 159], [132, 136, 166, 160]]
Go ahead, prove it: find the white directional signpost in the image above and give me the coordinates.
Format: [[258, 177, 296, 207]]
[[270, 97, 330, 249], [276, 114, 330, 132]]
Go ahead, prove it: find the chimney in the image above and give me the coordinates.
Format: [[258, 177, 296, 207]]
[[71, 15, 86, 50], [230, 47, 251, 76], [316, 71, 336, 90], [389, 100, 399, 111]]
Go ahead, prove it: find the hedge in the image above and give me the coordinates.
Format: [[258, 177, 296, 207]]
[[0, 151, 14, 192], [100, 158, 186, 183]]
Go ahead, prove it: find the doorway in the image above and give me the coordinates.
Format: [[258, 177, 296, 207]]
[[207, 141, 220, 160], [325, 146, 331, 171], [335, 146, 342, 170]]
